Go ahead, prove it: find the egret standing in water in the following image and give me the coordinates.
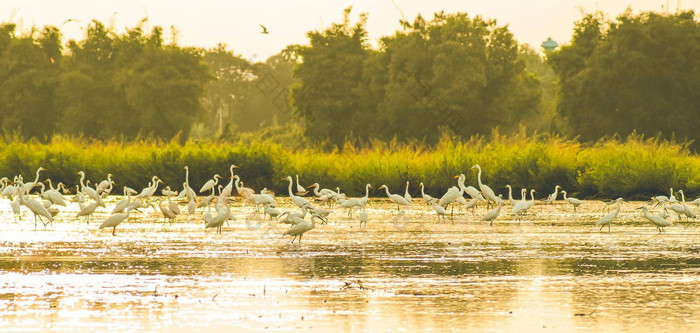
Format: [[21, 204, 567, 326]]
[[561, 190, 582, 212], [481, 194, 504, 226], [378, 184, 410, 212], [596, 198, 623, 232], [636, 206, 672, 234], [100, 207, 133, 236], [419, 182, 435, 205], [471, 165, 498, 209], [284, 215, 320, 244]]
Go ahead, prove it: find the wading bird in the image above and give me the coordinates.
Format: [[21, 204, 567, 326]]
[[636, 206, 672, 234], [596, 198, 623, 232], [100, 207, 133, 236], [378, 184, 410, 212], [482, 194, 504, 226], [472, 165, 498, 208], [283, 215, 320, 245], [561, 190, 582, 212]]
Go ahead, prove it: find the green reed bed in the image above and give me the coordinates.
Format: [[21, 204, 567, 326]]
[[0, 135, 698, 199]]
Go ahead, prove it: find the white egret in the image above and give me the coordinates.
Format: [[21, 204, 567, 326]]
[[167, 192, 181, 215], [286, 176, 311, 208], [636, 206, 672, 234], [205, 200, 231, 233], [77, 171, 100, 202], [25, 167, 45, 193], [542, 185, 561, 204], [99, 207, 133, 236], [76, 201, 100, 224], [358, 208, 368, 227], [338, 184, 372, 217], [197, 187, 216, 212], [1, 178, 17, 199], [378, 184, 410, 212], [96, 173, 115, 195], [18, 183, 53, 229], [596, 198, 623, 232], [419, 182, 435, 205], [41, 180, 67, 206], [283, 215, 319, 244], [155, 198, 177, 224], [11, 197, 21, 222], [438, 185, 461, 218], [513, 189, 531, 220], [678, 190, 697, 222], [561, 190, 583, 212], [265, 204, 283, 221], [112, 186, 133, 214], [481, 194, 504, 226], [471, 165, 499, 208], [523, 189, 536, 214], [431, 202, 447, 221], [295, 175, 308, 195], [179, 166, 197, 201], [233, 175, 254, 199], [199, 174, 221, 194], [221, 165, 239, 197], [403, 181, 412, 203], [456, 174, 481, 200], [688, 197, 700, 207], [504, 185, 517, 206]]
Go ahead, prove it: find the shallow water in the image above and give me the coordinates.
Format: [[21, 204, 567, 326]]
[[1, 197, 699, 332]]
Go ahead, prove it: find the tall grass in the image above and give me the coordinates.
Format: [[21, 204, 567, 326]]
[[1, 134, 698, 199]]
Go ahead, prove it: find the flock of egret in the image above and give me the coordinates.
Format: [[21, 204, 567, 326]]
[[1, 164, 698, 242]]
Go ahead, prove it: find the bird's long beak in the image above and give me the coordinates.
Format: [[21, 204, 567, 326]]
[[232, 165, 239, 168], [368, 185, 374, 189], [635, 207, 643, 210], [307, 185, 315, 189], [453, 175, 460, 179]]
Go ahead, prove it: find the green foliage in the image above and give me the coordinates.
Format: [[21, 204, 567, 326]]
[[291, 7, 371, 146], [199, 45, 295, 137], [549, 10, 700, 148], [0, 20, 211, 142], [1, 134, 698, 199], [290, 10, 543, 145]]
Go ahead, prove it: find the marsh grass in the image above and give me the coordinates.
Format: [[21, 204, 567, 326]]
[[1, 134, 698, 199]]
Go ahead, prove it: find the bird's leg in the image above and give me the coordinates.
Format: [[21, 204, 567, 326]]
[[608, 225, 611, 232], [298, 235, 302, 245], [112, 227, 116, 236], [450, 204, 454, 220], [599, 225, 604, 231]]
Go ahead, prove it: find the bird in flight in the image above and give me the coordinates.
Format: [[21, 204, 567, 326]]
[[260, 25, 269, 34], [62, 18, 81, 26]]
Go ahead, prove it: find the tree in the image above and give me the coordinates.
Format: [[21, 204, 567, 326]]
[[200, 46, 295, 137], [549, 10, 700, 147], [374, 13, 541, 142], [0, 24, 61, 139], [56, 20, 210, 140], [290, 7, 371, 146]]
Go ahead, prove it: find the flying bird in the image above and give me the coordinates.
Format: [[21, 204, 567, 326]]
[[260, 24, 269, 34], [62, 18, 80, 26]]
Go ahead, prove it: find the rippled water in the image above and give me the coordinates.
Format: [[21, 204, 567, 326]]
[[1, 197, 699, 332]]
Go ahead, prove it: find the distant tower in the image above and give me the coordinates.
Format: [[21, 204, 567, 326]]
[[541, 37, 558, 53]]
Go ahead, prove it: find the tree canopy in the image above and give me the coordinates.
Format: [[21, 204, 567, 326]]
[[548, 10, 699, 146], [0, 20, 210, 141], [290, 9, 542, 145]]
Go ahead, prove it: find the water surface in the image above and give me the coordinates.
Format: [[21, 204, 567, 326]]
[[1, 198, 699, 332]]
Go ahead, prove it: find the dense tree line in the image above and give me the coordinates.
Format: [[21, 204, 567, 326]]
[[548, 10, 699, 146], [291, 9, 542, 145], [0, 9, 697, 148], [0, 21, 210, 141]]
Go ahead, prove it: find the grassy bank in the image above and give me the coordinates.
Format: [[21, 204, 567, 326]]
[[1, 134, 698, 199]]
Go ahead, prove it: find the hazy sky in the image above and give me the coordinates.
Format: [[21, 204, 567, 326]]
[[2, 0, 697, 60]]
